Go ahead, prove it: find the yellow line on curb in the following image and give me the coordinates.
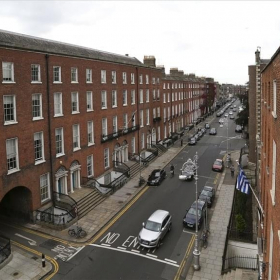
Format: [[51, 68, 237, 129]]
[[11, 241, 59, 280], [174, 234, 195, 280]]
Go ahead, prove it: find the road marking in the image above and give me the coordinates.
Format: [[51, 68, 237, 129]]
[[90, 244, 179, 267], [183, 229, 196, 235], [165, 258, 177, 264], [146, 253, 157, 258], [67, 246, 85, 261], [131, 249, 140, 253], [117, 246, 127, 250], [15, 233, 37, 246], [101, 243, 111, 247]]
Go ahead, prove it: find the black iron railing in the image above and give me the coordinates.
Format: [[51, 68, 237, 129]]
[[101, 125, 140, 143], [0, 234, 11, 264]]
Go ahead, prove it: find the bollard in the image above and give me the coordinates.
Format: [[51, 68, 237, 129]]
[[42, 253, 45, 267]]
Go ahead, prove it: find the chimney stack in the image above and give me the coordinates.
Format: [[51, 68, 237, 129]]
[[255, 48, 260, 64], [143, 56, 156, 67]]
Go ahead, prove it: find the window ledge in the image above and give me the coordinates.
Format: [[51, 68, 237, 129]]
[[270, 190, 276, 206], [4, 121, 18, 126], [112, 106, 117, 109], [123, 104, 128, 107], [54, 114, 64, 117], [272, 111, 277, 119], [33, 117, 44, 121], [73, 147, 81, 152], [7, 168, 20, 175], [87, 109, 94, 112], [35, 160, 46, 165], [102, 107, 107, 110], [53, 81, 62, 84], [72, 111, 80, 115], [31, 81, 42, 84], [56, 153, 65, 158], [2, 81, 16, 84], [86, 81, 93, 84], [88, 143, 95, 147], [71, 81, 79, 84]]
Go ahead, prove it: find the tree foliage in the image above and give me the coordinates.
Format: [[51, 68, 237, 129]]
[[235, 93, 249, 127]]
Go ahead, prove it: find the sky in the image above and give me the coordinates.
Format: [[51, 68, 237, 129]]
[[1, 1, 280, 85]]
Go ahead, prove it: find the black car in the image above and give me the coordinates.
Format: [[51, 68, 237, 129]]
[[198, 186, 215, 208], [209, 128, 217, 135], [188, 137, 196, 145], [147, 169, 166, 186], [183, 200, 206, 230], [235, 125, 242, 133]]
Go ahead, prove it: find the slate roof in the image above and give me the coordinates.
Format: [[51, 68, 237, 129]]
[[0, 29, 143, 66]]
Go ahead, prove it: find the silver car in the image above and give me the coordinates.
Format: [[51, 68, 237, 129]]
[[138, 210, 172, 248]]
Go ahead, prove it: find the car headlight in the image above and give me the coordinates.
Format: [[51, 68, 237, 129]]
[[151, 238, 158, 242]]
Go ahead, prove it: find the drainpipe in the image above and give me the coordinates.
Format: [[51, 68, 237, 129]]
[[136, 67, 140, 155], [45, 54, 55, 204]]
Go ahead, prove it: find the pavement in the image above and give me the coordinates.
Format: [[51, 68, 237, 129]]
[[0, 113, 242, 280]]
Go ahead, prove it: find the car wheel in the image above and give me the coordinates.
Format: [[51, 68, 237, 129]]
[[157, 239, 162, 248], [168, 223, 172, 232]]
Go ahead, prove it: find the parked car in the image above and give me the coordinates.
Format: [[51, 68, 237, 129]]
[[147, 169, 166, 186], [194, 134, 199, 141], [199, 186, 215, 208], [138, 210, 172, 248], [216, 112, 222, 117], [224, 113, 229, 118], [233, 108, 237, 112], [212, 159, 224, 172], [209, 128, 217, 135], [229, 111, 233, 115], [197, 130, 203, 139], [235, 125, 242, 133], [205, 123, 210, 129], [219, 118, 224, 124], [188, 137, 196, 145], [183, 200, 206, 230]]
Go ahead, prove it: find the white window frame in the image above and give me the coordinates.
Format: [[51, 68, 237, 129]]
[[157, 107, 160, 117], [145, 74, 149, 84], [54, 92, 63, 117], [102, 118, 108, 137], [6, 138, 19, 174], [131, 137, 135, 154], [157, 89, 160, 100], [153, 89, 156, 100], [131, 89, 135, 105], [112, 71, 116, 84], [146, 108, 150, 125], [73, 124, 80, 151], [122, 72, 127, 84], [140, 110, 143, 127], [34, 132, 45, 164], [163, 93, 166, 103], [146, 89, 149, 103], [104, 148, 109, 169], [86, 91, 93, 111], [40, 173, 50, 202], [2, 62, 14, 83], [123, 90, 127, 106], [87, 155, 94, 177], [112, 90, 117, 108], [53, 66, 61, 83], [113, 116, 118, 133], [153, 108, 156, 119], [139, 74, 143, 84], [272, 79, 277, 118], [101, 90, 107, 109], [71, 92, 79, 114], [123, 113, 128, 129], [4, 95, 17, 125], [140, 89, 143, 103], [32, 93, 43, 120], [55, 128, 64, 157], [271, 140, 276, 205], [141, 133, 145, 149], [87, 121, 94, 146], [71, 67, 78, 83], [152, 77, 155, 84], [131, 73, 135, 84], [101, 70, 106, 83], [31, 64, 41, 83], [86, 69, 92, 83]]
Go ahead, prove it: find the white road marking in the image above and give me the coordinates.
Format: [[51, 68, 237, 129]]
[[15, 233, 37, 246], [183, 229, 196, 235], [90, 244, 179, 267], [147, 253, 157, 258], [117, 246, 127, 250], [165, 258, 177, 264], [67, 246, 85, 261], [101, 243, 111, 247], [131, 249, 140, 253]]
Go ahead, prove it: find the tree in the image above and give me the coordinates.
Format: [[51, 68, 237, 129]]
[[235, 92, 249, 127]]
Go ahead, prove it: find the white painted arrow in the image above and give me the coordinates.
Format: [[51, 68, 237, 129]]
[[15, 233, 37, 246]]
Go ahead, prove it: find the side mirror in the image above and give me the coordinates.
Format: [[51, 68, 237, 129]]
[[142, 222, 145, 227]]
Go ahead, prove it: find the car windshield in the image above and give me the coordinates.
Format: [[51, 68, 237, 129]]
[[154, 172, 161, 177], [214, 160, 222, 166], [145, 220, 161, 232], [201, 190, 210, 196], [188, 208, 202, 217], [191, 138, 195, 141]]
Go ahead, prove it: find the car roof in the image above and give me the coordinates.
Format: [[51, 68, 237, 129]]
[[152, 169, 161, 173], [215, 159, 222, 162], [148, 210, 169, 222], [204, 185, 214, 192], [191, 200, 206, 210]]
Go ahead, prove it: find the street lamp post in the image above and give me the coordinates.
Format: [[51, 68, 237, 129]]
[[226, 118, 229, 168]]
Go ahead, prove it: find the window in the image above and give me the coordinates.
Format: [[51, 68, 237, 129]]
[[132, 112, 136, 127], [131, 90, 136, 105], [55, 128, 64, 156], [40, 173, 50, 202], [86, 91, 93, 111], [146, 109, 150, 125], [157, 89, 160, 100], [123, 113, 128, 129], [123, 90, 127, 106], [71, 92, 79, 113], [164, 108, 166, 121], [113, 116, 118, 133], [53, 66, 61, 83], [139, 74, 143, 84], [131, 137, 135, 153], [141, 133, 145, 149], [101, 90, 107, 109], [163, 83, 166, 89], [153, 108, 156, 119], [4, 95, 17, 124], [157, 77, 159, 84], [31, 64, 41, 82], [34, 132, 44, 163], [146, 89, 149, 103], [131, 73, 135, 84], [112, 71, 116, 84], [101, 70, 106, 83], [153, 90, 156, 100], [54, 93, 63, 116], [86, 69, 92, 83], [152, 77, 155, 84], [6, 138, 19, 173], [122, 72, 127, 84], [102, 118, 107, 136], [272, 79, 277, 118], [145, 74, 149, 84], [104, 148, 109, 168], [271, 140, 276, 205], [87, 155, 94, 177], [32, 94, 43, 119], [71, 67, 78, 83], [163, 93, 166, 103], [2, 62, 14, 82], [73, 124, 80, 151], [88, 121, 94, 146], [112, 90, 117, 107], [157, 107, 160, 117], [140, 110, 143, 127], [140, 89, 143, 103]]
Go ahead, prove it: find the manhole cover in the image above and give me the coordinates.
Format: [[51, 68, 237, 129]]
[[126, 193, 131, 196], [13, 272, 19, 276], [31, 256, 38, 260], [118, 201, 124, 204]]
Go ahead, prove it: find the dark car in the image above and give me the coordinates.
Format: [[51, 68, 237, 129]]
[[147, 169, 166, 186], [199, 186, 215, 208], [235, 125, 242, 133], [212, 159, 224, 172], [188, 137, 196, 145], [209, 128, 217, 135], [183, 200, 206, 230]]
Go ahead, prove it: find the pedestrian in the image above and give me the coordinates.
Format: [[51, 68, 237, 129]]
[[230, 165, 235, 178], [181, 139, 183, 146]]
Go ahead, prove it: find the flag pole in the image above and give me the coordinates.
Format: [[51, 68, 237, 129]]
[[236, 160, 265, 217]]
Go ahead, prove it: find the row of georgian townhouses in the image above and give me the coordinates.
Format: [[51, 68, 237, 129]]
[[259, 46, 280, 280], [0, 30, 215, 221]]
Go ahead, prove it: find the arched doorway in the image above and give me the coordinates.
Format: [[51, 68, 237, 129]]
[[70, 160, 81, 193], [113, 143, 121, 166], [55, 166, 68, 195], [0, 187, 32, 221]]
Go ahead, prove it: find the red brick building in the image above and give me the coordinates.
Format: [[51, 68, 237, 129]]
[[260, 46, 280, 279]]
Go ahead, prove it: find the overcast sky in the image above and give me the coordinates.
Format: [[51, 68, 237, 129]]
[[1, 1, 279, 85]]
